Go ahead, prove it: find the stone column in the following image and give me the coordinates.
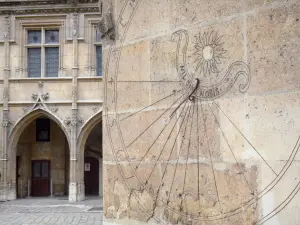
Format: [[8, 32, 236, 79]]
[[0, 15, 15, 201], [99, 158, 102, 197], [68, 12, 81, 202]]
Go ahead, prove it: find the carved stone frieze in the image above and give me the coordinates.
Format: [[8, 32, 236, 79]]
[[64, 116, 84, 126], [0, 7, 99, 15], [0, 0, 98, 7]]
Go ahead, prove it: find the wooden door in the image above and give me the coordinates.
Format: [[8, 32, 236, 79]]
[[84, 157, 99, 195], [31, 160, 50, 196]]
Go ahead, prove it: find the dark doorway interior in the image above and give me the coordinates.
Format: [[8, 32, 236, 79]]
[[31, 160, 51, 196], [84, 157, 99, 195]]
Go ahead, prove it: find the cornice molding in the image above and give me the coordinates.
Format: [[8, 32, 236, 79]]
[[0, 7, 100, 15], [0, 0, 98, 7]]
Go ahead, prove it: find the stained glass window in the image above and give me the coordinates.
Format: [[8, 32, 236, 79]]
[[28, 48, 41, 77], [96, 46, 102, 76], [28, 30, 41, 44], [45, 47, 59, 77], [45, 30, 59, 44]]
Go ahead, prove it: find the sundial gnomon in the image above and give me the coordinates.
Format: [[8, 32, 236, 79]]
[[104, 1, 300, 224]]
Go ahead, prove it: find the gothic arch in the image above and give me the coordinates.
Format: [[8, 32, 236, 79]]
[[76, 111, 102, 198], [7, 108, 70, 183], [77, 111, 102, 153]]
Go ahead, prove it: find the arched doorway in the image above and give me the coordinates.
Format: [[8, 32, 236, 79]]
[[83, 121, 102, 197], [15, 116, 69, 198]]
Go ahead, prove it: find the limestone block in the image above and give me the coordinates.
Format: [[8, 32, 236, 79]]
[[217, 97, 248, 162], [78, 42, 90, 76], [170, 0, 245, 29], [78, 80, 103, 100], [245, 0, 286, 11], [177, 102, 221, 161], [246, 92, 300, 161], [117, 0, 171, 43], [114, 82, 151, 112], [9, 45, 19, 78], [103, 164, 130, 219], [150, 35, 179, 82], [118, 40, 151, 82], [247, 2, 300, 94], [258, 161, 300, 225], [117, 108, 180, 162]]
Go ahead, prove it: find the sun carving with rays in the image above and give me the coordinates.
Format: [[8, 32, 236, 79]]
[[193, 31, 227, 76]]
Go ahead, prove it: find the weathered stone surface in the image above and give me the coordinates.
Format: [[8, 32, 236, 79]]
[[247, 2, 300, 94]]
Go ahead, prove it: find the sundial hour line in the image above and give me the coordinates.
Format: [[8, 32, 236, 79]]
[[135, 99, 189, 171], [154, 100, 192, 203], [170, 78, 199, 119], [120, 89, 183, 122], [125, 91, 186, 148], [213, 100, 278, 177], [166, 104, 193, 205], [143, 99, 189, 184], [199, 97, 222, 211], [208, 103, 254, 195], [180, 101, 196, 211]]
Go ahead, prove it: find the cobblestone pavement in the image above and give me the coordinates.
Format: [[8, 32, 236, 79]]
[[0, 197, 103, 225]]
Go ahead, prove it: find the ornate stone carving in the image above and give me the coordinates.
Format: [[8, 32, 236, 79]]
[[31, 93, 38, 101], [41, 93, 49, 101], [98, 6, 115, 40], [4, 15, 11, 40], [38, 81, 43, 88], [50, 105, 58, 113], [72, 13, 79, 38], [64, 117, 71, 126], [64, 116, 84, 126], [23, 106, 31, 113], [77, 117, 84, 125], [0, 7, 99, 15], [0, 0, 98, 7], [67, 0, 78, 5], [92, 105, 98, 112]]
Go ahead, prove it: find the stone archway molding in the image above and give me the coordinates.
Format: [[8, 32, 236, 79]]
[[4, 108, 71, 200], [76, 110, 102, 200]]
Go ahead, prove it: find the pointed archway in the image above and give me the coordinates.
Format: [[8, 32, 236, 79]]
[[5, 109, 70, 200]]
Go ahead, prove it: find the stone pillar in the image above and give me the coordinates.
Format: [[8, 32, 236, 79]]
[[0, 15, 15, 201], [68, 12, 80, 202], [99, 158, 102, 197]]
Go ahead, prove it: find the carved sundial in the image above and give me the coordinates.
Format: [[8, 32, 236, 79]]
[[104, 1, 300, 224]]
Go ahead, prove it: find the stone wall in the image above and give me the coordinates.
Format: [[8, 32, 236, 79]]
[[103, 0, 300, 224]]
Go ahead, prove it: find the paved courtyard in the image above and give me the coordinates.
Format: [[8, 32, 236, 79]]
[[0, 197, 103, 225]]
